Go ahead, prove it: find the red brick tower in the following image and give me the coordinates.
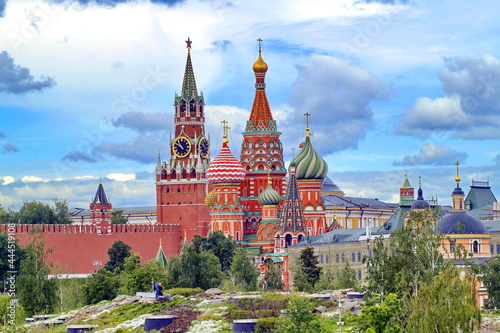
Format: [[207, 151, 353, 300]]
[[239, 39, 286, 234], [156, 38, 211, 242], [206, 122, 246, 241], [90, 179, 112, 235], [294, 115, 329, 236]]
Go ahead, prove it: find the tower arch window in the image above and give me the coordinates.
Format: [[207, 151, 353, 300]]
[[285, 234, 292, 248], [450, 240, 456, 253]]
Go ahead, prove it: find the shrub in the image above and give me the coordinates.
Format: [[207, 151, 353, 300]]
[[164, 287, 203, 297], [255, 317, 279, 332]]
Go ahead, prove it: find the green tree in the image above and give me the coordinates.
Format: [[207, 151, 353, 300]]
[[406, 264, 480, 332], [336, 259, 359, 290], [354, 293, 403, 333], [192, 230, 235, 271], [111, 209, 128, 224], [5, 200, 71, 224], [17, 229, 58, 316], [229, 248, 260, 291], [364, 209, 444, 299], [82, 269, 119, 305], [51, 262, 85, 312], [119, 254, 166, 295], [52, 199, 70, 224], [104, 240, 132, 272], [293, 247, 322, 292], [0, 232, 25, 288], [482, 257, 500, 308], [261, 261, 284, 291], [276, 296, 322, 333], [166, 244, 224, 290]]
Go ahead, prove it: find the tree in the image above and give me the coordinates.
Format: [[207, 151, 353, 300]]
[[111, 209, 128, 224], [192, 230, 235, 271], [104, 240, 132, 272], [17, 229, 58, 316], [51, 262, 85, 312], [166, 244, 224, 290], [276, 296, 322, 333], [293, 247, 322, 292], [0, 232, 25, 288], [52, 199, 70, 224], [336, 259, 360, 290], [406, 264, 481, 332], [354, 293, 403, 333], [482, 257, 500, 308], [229, 248, 260, 291], [3, 200, 71, 224], [119, 254, 166, 295], [261, 261, 284, 291], [364, 209, 444, 299], [82, 269, 119, 305]]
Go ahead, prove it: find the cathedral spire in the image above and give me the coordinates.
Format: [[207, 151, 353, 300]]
[[181, 37, 198, 99], [245, 38, 276, 132]]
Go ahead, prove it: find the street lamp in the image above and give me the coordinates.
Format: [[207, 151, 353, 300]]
[[337, 299, 344, 332]]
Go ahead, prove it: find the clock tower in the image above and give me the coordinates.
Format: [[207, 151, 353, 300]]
[[156, 38, 211, 242]]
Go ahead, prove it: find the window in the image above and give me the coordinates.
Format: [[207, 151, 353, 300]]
[[472, 240, 480, 253], [491, 244, 494, 255], [325, 255, 329, 264], [497, 244, 500, 254], [358, 252, 362, 262], [320, 255, 324, 264], [352, 253, 356, 262], [357, 270, 362, 280], [341, 253, 345, 263], [336, 254, 339, 263], [450, 240, 456, 253]]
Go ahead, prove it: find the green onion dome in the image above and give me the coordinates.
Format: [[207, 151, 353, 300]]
[[258, 181, 281, 206], [293, 136, 328, 179]]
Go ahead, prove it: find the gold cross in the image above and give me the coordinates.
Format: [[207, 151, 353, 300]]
[[304, 112, 311, 137], [221, 120, 230, 142], [257, 38, 263, 52], [291, 148, 296, 159]]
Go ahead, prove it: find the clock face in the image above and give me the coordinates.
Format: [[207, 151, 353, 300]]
[[173, 136, 191, 158], [198, 137, 210, 158]]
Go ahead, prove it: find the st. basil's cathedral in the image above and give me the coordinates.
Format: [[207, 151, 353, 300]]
[[154, 39, 329, 288]]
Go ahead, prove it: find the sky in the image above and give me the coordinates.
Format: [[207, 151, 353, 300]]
[[1, 0, 500, 210]]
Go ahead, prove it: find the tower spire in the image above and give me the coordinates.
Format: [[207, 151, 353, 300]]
[[181, 37, 198, 98], [455, 161, 461, 185]]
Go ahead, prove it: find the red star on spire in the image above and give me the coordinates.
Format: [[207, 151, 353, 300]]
[[186, 37, 192, 49]]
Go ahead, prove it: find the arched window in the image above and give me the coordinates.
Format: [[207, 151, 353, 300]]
[[450, 240, 456, 253], [473, 240, 480, 253], [285, 234, 292, 248], [298, 234, 303, 243]]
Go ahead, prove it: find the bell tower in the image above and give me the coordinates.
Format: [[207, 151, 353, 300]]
[[156, 38, 211, 242]]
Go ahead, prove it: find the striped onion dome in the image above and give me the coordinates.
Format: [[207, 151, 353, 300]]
[[206, 140, 245, 184], [258, 181, 281, 206], [293, 136, 328, 180], [205, 189, 216, 207]]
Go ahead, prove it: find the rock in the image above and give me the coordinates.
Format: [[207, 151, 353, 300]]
[[314, 306, 327, 313], [154, 294, 172, 303], [204, 288, 223, 297]]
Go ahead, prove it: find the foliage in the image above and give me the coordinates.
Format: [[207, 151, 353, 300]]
[[2, 199, 71, 224], [255, 317, 279, 332], [275, 296, 323, 333], [0, 293, 25, 327], [228, 248, 260, 291], [406, 264, 481, 332], [192, 230, 236, 271], [0, 232, 25, 288], [336, 259, 360, 290], [363, 209, 444, 299], [482, 257, 500, 309], [82, 268, 119, 305], [293, 247, 322, 292], [111, 209, 128, 224], [166, 244, 224, 290], [17, 229, 58, 316], [164, 287, 204, 297], [118, 254, 166, 295], [354, 293, 403, 333], [104, 240, 132, 273], [51, 262, 86, 312], [260, 261, 284, 291]]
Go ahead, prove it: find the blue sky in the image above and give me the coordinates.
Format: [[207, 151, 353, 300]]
[[1, 0, 499, 210]]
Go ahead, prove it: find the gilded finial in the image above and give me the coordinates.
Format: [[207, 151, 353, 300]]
[[267, 166, 272, 184], [455, 161, 461, 184], [184, 229, 187, 239], [304, 112, 311, 137], [159, 238, 162, 247], [418, 175, 421, 187], [404, 173, 408, 179], [221, 120, 230, 143], [99, 177, 102, 184], [253, 38, 268, 73]]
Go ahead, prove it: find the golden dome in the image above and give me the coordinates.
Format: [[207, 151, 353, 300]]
[[253, 51, 268, 74]]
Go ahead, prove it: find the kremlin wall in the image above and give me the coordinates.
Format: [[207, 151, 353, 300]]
[[1, 39, 499, 294]]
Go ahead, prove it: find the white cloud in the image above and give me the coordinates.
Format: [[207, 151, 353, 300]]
[[106, 173, 136, 181], [393, 143, 468, 166], [1, 176, 15, 185], [21, 175, 50, 183]]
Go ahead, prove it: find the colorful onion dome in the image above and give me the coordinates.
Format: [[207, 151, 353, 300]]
[[435, 212, 487, 234], [205, 189, 216, 207], [253, 50, 268, 74], [258, 181, 281, 206], [207, 141, 245, 184], [293, 136, 328, 180]]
